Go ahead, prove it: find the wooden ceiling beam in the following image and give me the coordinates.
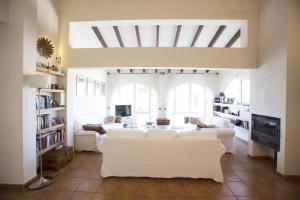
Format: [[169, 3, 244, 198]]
[[92, 26, 108, 48], [156, 25, 160, 47], [135, 25, 141, 47], [174, 25, 182, 47], [208, 25, 226, 47], [113, 26, 124, 47], [225, 29, 241, 48], [191, 25, 204, 47]]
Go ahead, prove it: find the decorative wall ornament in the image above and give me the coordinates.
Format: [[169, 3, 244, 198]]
[[37, 37, 54, 59]]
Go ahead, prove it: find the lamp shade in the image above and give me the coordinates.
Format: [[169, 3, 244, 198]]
[[27, 74, 51, 89]]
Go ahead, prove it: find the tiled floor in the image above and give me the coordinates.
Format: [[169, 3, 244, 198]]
[[1, 138, 300, 200]]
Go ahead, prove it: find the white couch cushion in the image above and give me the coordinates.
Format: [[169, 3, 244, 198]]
[[146, 129, 178, 138], [178, 130, 218, 139], [107, 129, 145, 138]]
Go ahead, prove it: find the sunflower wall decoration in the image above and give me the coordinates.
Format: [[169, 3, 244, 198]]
[[37, 37, 54, 59]]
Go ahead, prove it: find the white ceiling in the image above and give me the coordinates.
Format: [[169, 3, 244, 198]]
[[69, 20, 247, 49]]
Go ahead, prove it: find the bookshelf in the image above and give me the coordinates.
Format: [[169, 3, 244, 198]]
[[35, 68, 67, 156]]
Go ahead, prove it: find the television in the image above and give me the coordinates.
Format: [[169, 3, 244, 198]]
[[115, 105, 132, 117]]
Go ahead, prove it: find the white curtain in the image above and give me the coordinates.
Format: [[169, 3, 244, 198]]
[[107, 74, 119, 115], [107, 73, 218, 125]]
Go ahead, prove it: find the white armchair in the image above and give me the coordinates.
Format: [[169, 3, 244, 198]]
[[73, 112, 123, 152]]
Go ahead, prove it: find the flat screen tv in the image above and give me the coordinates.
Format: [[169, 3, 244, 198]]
[[115, 105, 132, 117]]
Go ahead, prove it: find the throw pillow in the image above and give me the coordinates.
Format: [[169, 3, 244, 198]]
[[184, 116, 190, 124], [197, 121, 216, 129], [190, 117, 200, 124], [82, 124, 107, 135], [197, 121, 208, 128], [104, 116, 115, 124], [115, 115, 122, 123]]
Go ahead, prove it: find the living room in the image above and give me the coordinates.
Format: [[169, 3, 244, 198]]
[[0, 0, 300, 199]]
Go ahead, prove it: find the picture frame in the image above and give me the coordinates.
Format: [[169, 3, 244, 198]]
[[87, 78, 95, 96], [95, 81, 101, 96], [76, 75, 86, 96]]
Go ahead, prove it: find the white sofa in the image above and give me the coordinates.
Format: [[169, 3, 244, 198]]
[[74, 113, 123, 152], [183, 116, 235, 153], [100, 129, 226, 182]]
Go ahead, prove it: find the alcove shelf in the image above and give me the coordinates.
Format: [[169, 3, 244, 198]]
[[36, 66, 66, 77]]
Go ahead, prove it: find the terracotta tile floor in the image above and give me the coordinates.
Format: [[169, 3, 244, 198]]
[[1, 138, 300, 200]]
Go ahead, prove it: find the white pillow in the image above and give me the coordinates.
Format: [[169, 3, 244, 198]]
[[211, 116, 231, 128], [146, 129, 178, 138]]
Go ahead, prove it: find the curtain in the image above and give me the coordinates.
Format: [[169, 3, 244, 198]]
[[106, 74, 119, 115], [107, 73, 218, 124]]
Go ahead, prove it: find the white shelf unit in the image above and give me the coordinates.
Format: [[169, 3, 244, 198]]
[[213, 103, 250, 142], [36, 88, 66, 155]]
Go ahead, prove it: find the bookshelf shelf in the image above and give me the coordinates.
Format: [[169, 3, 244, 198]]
[[213, 111, 244, 121], [38, 124, 65, 135], [38, 140, 65, 156], [213, 103, 249, 110], [37, 107, 65, 115], [40, 88, 65, 93], [36, 66, 66, 77]]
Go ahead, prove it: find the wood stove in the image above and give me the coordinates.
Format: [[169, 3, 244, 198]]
[[251, 114, 280, 167]]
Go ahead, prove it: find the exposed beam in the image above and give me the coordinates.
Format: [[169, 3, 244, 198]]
[[91, 26, 108, 48], [191, 25, 204, 47], [174, 25, 182, 47], [225, 29, 241, 48], [113, 26, 124, 47], [208, 25, 226, 47], [156, 25, 160, 47], [135, 25, 141, 47]]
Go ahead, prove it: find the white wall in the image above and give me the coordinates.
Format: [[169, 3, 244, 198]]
[[22, 0, 38, 183], [285, 0, 300, 175], [0, 0, 9, 24], [37, 0, 60, 66], [0, 0, 37, 184], [67, 69, 107, 146], [249, 0, 287, 174]]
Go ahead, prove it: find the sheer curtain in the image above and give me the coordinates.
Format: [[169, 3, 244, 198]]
[[107, 73, 218, 125]]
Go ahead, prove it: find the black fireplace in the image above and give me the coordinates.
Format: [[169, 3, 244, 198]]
[[251, 114, 280, 166]]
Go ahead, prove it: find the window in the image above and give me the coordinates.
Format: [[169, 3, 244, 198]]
[[224, 78, 250, 105], [119, 83, 157, 125], [241, 79, 250, 105], [171, 83, 211, 125]]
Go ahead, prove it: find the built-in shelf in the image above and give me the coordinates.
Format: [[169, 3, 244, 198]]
[[40, 88, 65, 93], [38, 124, 65, 135], [37, 107, 65, 115], [37, 140, 65, 156], [213, 103, 249, 110], [36, 66, 66, 77], [213, 111, 244, 120]]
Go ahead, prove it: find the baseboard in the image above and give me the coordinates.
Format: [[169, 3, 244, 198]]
[[276, 172, 300, 180], [247, 154, 274, 160], [0, 175, 38, 190]]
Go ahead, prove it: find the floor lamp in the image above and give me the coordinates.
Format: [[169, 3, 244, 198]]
[[27, 74, 54, 190]]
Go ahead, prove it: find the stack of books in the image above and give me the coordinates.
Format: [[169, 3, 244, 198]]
[[37, 114, 51, 130], [36, 130, 64, 151]]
